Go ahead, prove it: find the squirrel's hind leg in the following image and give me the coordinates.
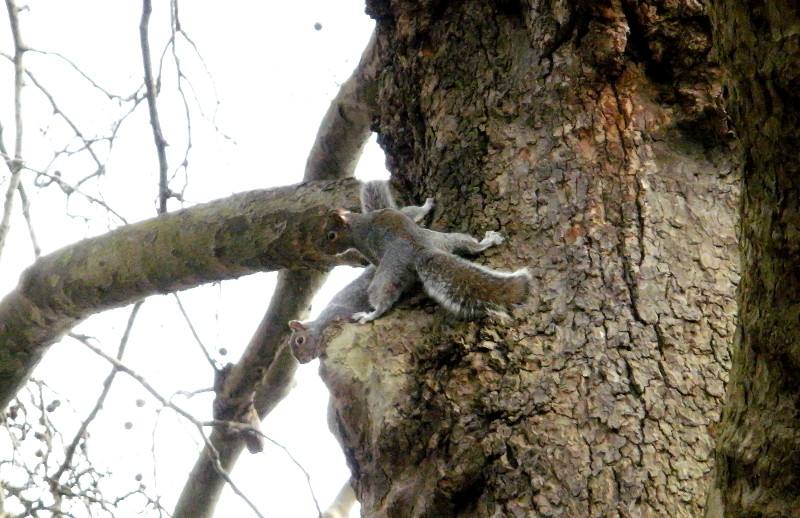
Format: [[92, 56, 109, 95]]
[[399, 197, 435, 223], [426, 229, 505, 255], [353, 258, 416, 324]]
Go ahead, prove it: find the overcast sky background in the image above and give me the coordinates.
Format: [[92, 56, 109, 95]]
[[1, 1, 386, 516]]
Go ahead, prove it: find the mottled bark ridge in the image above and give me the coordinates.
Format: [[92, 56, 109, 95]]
[[708, 2, 800, 515], [321, 1, 739, 517]]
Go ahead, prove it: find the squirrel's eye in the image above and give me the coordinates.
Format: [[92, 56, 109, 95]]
[[327, 231, 338, 241], [295, 336, 306, 345]]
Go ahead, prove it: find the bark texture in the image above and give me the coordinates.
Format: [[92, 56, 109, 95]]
[[321, 1, 739, 516], [708, 2, 800, 515], [0, 179, 362, 410]]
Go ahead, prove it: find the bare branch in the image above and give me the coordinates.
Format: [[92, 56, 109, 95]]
[[304, 31, 379, 181], [172, 31, 380, 518], [0, 178, 362, 410], [3, 378, 154, 516], [15, 183, 40, 258], [139, 0, 170, 214], [22, 67, 107, 178], [26, 48, 133, 101], [0, 0, 26, 262], [74, 333, 267, 518], [173, 293, 216, 368], [30, 168, 128, 224], [53, 302, 143, 483], [172, 271, 323, 517], [207, 419, 324, 517]]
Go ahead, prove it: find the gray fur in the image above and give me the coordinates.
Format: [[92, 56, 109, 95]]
[[327, 209, 531, 322], [289, 180, 435, 360]]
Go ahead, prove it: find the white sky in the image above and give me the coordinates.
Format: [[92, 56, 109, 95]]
[[1, 1, 386, 516]]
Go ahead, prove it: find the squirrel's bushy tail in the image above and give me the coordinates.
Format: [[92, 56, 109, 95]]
[[361, 180, 397, 213], [415, 251, 532, 318]]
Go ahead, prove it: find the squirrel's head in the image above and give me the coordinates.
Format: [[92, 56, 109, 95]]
[[287, 320, 316, 364], [319, 208, 356, 255]]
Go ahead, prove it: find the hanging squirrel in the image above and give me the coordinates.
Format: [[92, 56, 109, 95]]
[[322, 192, 532, 324], [288, 181, 435, 363]]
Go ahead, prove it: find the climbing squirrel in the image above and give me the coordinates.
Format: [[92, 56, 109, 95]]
[[288, 181, 434, 363], [322, 200, 532, 323]]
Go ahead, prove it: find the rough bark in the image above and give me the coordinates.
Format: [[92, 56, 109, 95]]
[[173, 33, 380, 517], [707, 2, 800, 515], [321, 1, 739, 517], [0, 179, 362, 411]]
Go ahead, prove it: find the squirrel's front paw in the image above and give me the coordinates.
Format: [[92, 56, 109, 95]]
[[482, 230, 505, 246], [352, 311, 374, 324]]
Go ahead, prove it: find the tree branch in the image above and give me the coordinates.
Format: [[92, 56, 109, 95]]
[[73, 333, 267, 518], [139, 0, 170, 213], [0, 178, 361, 410], [171, 31, 380, 518], [52, 302, 143, 484], [172, 271, 325, 518], [0, 0, 26, 263], [304, 30, 379, 181]]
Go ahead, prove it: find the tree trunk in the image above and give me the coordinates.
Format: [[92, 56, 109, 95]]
[[707, 2, 800, 515], [320, 1, 739, 516]]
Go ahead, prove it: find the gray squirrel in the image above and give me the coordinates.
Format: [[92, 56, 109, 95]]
[[288, 266, 374, 363], [360, 179, 434, 218], [288, 180, 434, 363], [322, 203, 532, 324]]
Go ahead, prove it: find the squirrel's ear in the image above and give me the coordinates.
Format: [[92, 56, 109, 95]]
[[288, 320, 307, 331], [333, 208, 352, 226]]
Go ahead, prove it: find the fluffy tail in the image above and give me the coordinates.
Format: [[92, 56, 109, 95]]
[[360, 180, 398, 213], [415, 251, 531, 318]]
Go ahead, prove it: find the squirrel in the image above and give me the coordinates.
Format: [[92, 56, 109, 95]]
[[359, 179, 434, 219], [322, 206, 532, 323], [288, 180, 435, 363], [288, 266, 375, 363]]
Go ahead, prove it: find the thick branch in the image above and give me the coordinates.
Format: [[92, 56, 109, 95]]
[[172, 31, 380, 518], [172, 271, 324, 517], [0, 178, 361, 410], [304, 30, 378, 181]]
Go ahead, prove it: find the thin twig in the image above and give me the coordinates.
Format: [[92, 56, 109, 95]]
[[22, 67, 106, 176], [73, 332, 267, 518], [163, 33, 192, 203], [174, 29, 232, 137], [56, 302, 144, 483], [0, 50, 144, 194], [0, 0, 26, 263], [25, 48, 130, 101], [140, 0, 170, 214], [205, 420, 324, 517], [173, 293, 216, 368], [15, 183, 40, 258], [31, 169, 128, 224], [262, 433, 324, 516]]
